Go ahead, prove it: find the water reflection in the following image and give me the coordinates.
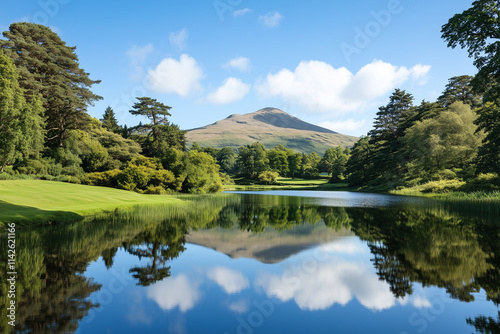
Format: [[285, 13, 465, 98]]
[[0, 192, 499, 333]]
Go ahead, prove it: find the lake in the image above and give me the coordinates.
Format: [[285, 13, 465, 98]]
[[1, 191, 499, 333]]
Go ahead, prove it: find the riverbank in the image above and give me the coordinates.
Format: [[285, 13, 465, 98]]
[[390, 188, 500, 203], [0, 180, 186, 228]]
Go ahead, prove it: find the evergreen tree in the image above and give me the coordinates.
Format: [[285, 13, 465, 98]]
[[367, 89, 415, 185], [475, 100, 500, 174], [0, 23, 102, 147], [438, 75, 482, 108], [345, 137, 372, 186], [129, 97, 186, 156], [0, 52, 44, 172], [100, 106, 120, 133], [442, 1, 500, 174]]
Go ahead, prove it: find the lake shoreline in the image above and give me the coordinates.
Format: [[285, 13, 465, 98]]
[[2, 179, 499, 229], [0, 180, 188, 228]]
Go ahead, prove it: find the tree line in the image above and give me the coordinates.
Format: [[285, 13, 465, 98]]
[[0, 23, 221, 194], [190, 142, 350, 184], [1, 0, 498, 195], [344, 0, 499, 193]]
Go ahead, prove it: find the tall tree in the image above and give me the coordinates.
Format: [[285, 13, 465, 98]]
[[216, 147, 236, 174], [404, 102, 484, 179], [442, 1, 500, 174], [100, 106, 120, 133], [441, 0, 500, 100], [237, 142, 269, 178], [0, 23, 102, 147], [475, 100, 500, 174], [437, 75, 483, 108], [129, 97, 186, 156], [0, 52, 44, 172], [367, 89, 415, 184], [345, 137, 372, 186]]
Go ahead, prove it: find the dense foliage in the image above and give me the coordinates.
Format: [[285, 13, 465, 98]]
[[0, 23, 221, 194], [1, 0, 499, 196]]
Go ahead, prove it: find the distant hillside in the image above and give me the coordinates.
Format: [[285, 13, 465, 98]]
[[186, 223, 353, 264], [186, 108, 358, 154]]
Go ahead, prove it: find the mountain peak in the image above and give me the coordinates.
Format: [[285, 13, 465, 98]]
[[255, 107, 286, 113], [250, 108, 336, 134], [186, 107, 358, 154]]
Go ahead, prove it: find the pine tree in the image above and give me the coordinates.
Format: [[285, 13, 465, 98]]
[[129, 97, 186, 156], [100, 106, 120, 133], [0, 23, 102, 147], [437, 75, 482, 108], [367, 89, 415, 185]]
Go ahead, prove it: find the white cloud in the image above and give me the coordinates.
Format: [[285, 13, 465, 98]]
[[255, 260, 396, 311], [224, 57, 250, 71], [320, 239, 368, 254], [169, 28, 189, 50], [410, 64, 431, 84], [233, 8, 252, 17], [318, 119, 367, 133], [411, 296, 432, 308], [256, 59, 431, 115], [227, 299, 250, 314], [148, 54, 203, 96], [207, 267, 249, 294], [206, 78, 250, 105], [147, 275, 201, 312], [126, 44, 154, 80], [259, 12, 283, 28]]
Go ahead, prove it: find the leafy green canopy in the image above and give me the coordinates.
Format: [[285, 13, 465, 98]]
[[129, 97, 186, 155], [0, 22, 102, 147], [0, 51, 44, 172], [442, 1, 500, 174]]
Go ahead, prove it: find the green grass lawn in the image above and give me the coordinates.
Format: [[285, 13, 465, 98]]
[[277, 177, 330, 185], [223, 178, 350, 191], [0, 180, 185, 226]]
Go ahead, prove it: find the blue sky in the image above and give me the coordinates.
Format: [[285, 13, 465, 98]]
[[1, 0, 477, 137]]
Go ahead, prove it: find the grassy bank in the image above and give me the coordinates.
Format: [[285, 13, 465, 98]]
[[223, 177, 351, 191], [390, 188, 500, 203], [0, 180, 186, 227]]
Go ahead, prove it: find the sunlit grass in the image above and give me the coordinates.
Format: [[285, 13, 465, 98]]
[[277, 177, 330, 185], [0, 180, 186, 227]]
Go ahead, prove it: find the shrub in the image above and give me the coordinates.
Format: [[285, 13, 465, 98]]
[[56, 175, 82, 184], [258, 171, 279, 185], [85, 169, 121, 187], [418, 179, 465, 193], [430, 169, 457, 181], [144, 185, 166, 195], [462, 173, 500, 192]]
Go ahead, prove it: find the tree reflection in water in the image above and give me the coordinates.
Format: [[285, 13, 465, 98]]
[[1, 194, 499, 333]]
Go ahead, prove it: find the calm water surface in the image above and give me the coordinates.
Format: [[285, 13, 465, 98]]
[[1, 191, 499, 333]]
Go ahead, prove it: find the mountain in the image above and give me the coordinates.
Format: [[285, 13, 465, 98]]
[[186, 223, 353, 264], [186, 108, 358, 154]]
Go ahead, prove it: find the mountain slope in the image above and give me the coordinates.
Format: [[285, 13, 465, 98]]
[[186, 108, 358, 154]]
